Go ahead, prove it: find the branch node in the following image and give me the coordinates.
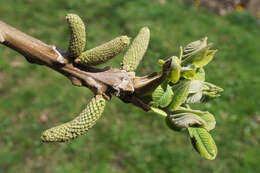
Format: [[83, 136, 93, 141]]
[[52, 46, 66, 64], [70, 77, 83, 86]]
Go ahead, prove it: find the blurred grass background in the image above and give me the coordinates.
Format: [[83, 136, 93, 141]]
[[0, 0, 260, 172]]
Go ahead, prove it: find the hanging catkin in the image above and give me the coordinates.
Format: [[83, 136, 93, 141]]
[[41, 95, 105, 142]]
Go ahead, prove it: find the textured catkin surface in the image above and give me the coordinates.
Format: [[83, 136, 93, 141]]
[[78, 36, 130, 66], [66, 13, 86, 58], [41, 95, 106, 142], [121, 27, 150, 71]]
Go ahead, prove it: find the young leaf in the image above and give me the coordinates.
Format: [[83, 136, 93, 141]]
[[188, 127, 217, 160], [151, 83, 174, 108], [193, 49, 217, 67], [201, 82, 224, 101], [169, 80, 191, 111], [166, 112, 206, 130], [186, 91, 203, 104], [165, 115, 182, 131], [181, 67, 205, 81], [174, 108, 216, 131], [182, 69, 196, 79], [189, 80, 203, 93], [202, 82, 224, 93], [183, 37, 208, 58], [168, 56, 181, 84], [185, 80, 203, 104], [193, 68, 205, 81]]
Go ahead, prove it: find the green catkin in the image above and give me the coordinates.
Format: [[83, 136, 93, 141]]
[[121, 27, 150, 71], [66, 14, 86, 58], [78, 36, 130, 66], [41, 95, 106, 142]]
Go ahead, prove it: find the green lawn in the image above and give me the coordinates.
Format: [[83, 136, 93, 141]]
[[0, 0, 260, 172]]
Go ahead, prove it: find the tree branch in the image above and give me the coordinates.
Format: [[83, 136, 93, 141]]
[[1, 21, 125, 96], [0, 20, 163, 111]]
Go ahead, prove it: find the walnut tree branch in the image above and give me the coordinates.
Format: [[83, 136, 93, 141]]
[[0, 19, 174, 112], [0, 21, 130, 97]]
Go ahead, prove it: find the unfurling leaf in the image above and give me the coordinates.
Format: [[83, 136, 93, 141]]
[[151, 82, 174, 108], [169, 80, 191, 111], [181, 66, 205, 81], [193, 49, 217, 67], [174, 108, 216, 131], [192, 68, 205, 81], [182, 37, 216, 68], [186, 91, 203, 104], [202, 82, 224, 94], [185, 80, 203, 103], [181, 66, 196, 79], [158, 59, 165, 66], [201, 82, 224, 101], [166, 112, 206, 131], [168, 56, 181, 84], [188, 127, 217, 160], [189, 80, 203, 93], [182, 37, 208, 59]]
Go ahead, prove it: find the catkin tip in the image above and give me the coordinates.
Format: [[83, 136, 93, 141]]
[[41, 130, 60, 142], [120, 35, 131, 46], [66, 13, 86, 58], [141, 26, 150, 31], [66, 13, 77, 20]]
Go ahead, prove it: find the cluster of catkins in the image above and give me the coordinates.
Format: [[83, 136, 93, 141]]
[[41, 14, 223, 160], [41, 14, 149, 144]]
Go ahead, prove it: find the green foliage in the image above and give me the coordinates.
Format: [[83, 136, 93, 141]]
[[56, 12, 221, 160], [168, 80, 191, 111], [168, 56, 181, 83], [0, 0, 260, 172], [188, 127, 217, 160], [174, 108, 216, 131], [166, 112, 206, 131], [151, 82, 173, 108], [147, 36, 221, 160]]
